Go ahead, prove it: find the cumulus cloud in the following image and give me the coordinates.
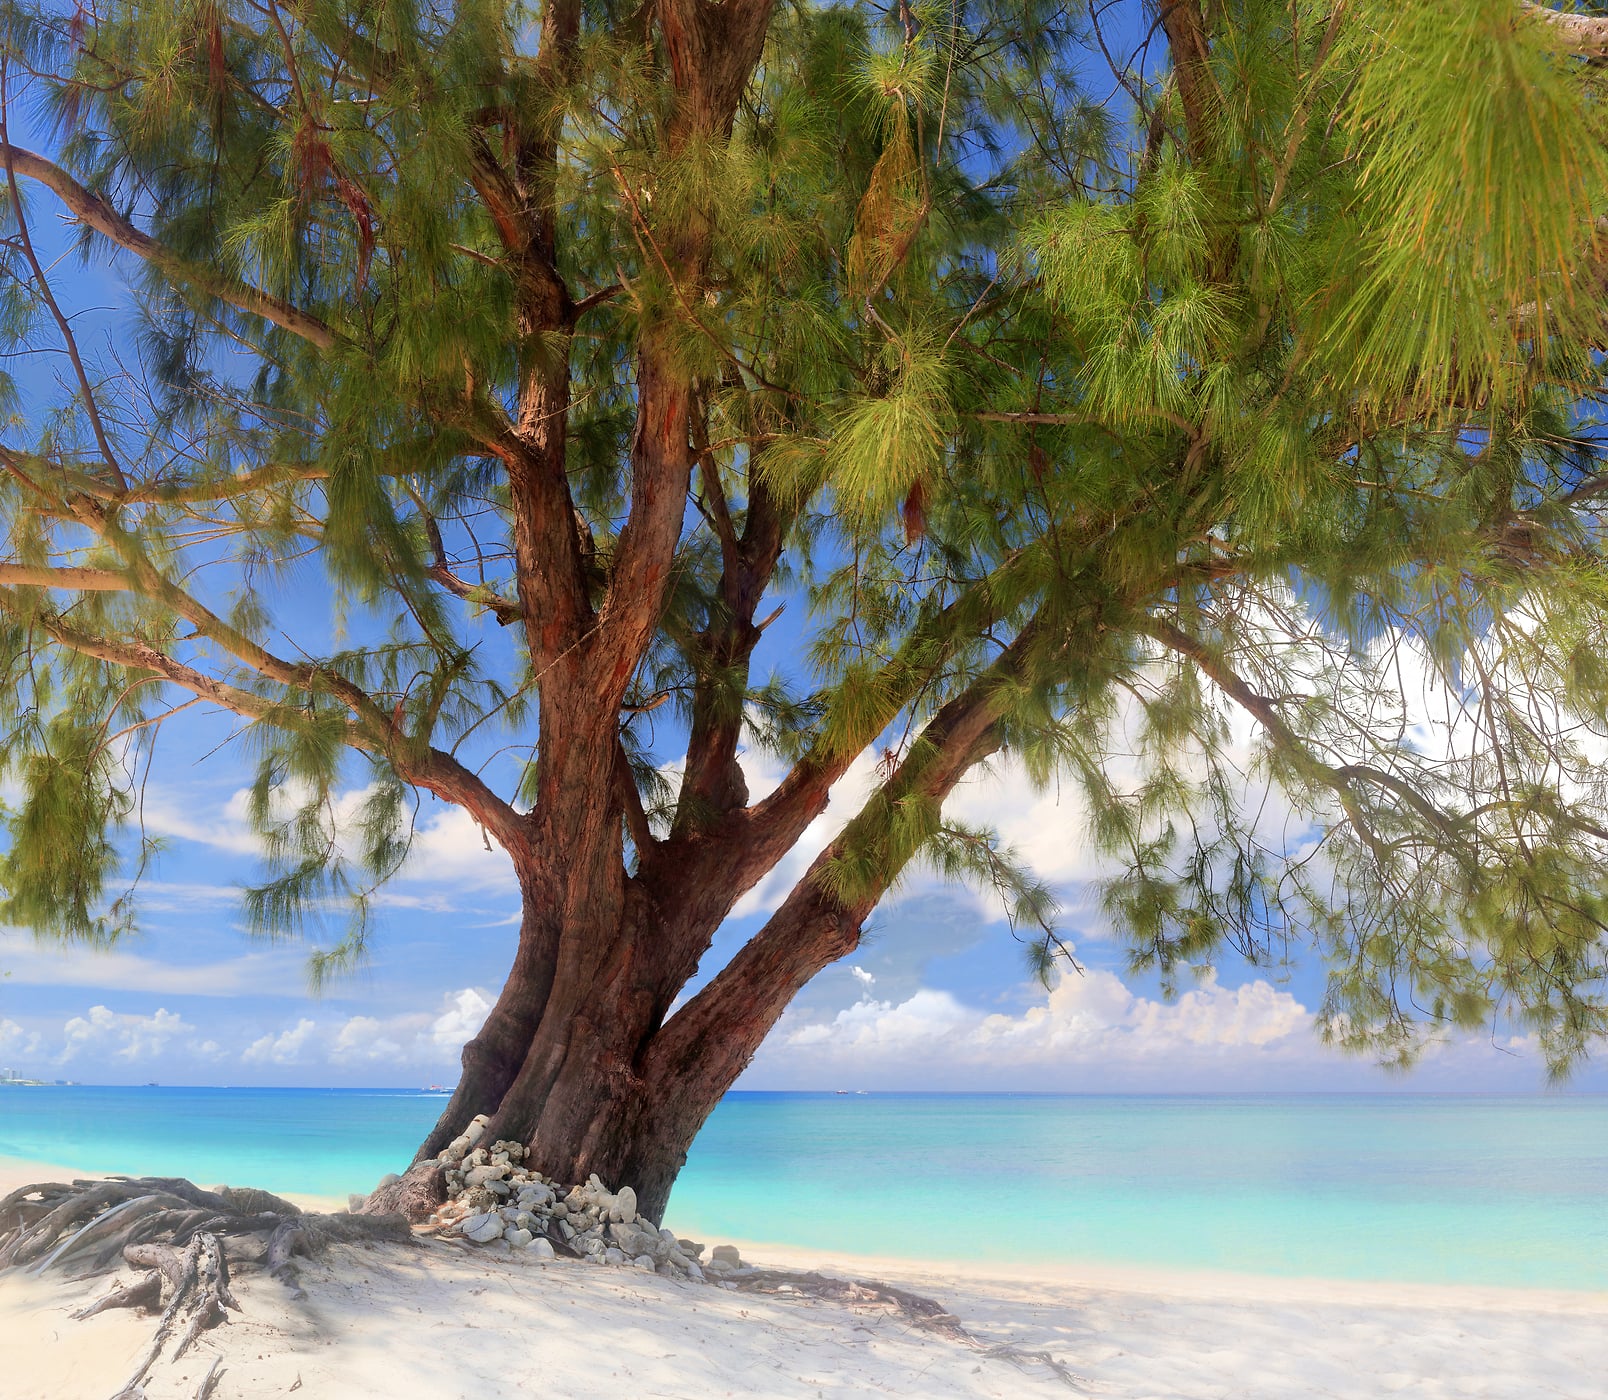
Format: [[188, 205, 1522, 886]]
[[330, 1016, 405, 1064], [242, 1018, 317, 1065], [59, 1005, 195, 1063], [744, 970, 1326, 1089], [0, 1017, 42, 1062], [243, 987, 494, 1072], [741, 961, 1569, 1091], [428, 987, 493, 1054]]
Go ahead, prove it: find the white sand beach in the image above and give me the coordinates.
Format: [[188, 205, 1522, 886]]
[[3, 1159, 1605, 1400]]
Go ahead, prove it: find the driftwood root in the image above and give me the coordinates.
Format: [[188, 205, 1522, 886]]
[[1, 1176, 413, 1400]]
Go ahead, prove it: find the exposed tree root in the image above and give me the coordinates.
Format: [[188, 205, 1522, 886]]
[[0, 1175, 411, 1399], [6, 1176, 1074, 1393], [733, 1269, 1082, 1389]]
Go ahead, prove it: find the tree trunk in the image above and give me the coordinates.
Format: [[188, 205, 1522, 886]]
[[364, 642, 1012, 1228], [365, 827, 861, 1227]]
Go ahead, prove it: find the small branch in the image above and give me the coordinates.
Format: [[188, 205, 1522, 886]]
[[1522, 2, 1608, 57], [0, 563, 131, 592], [571, 283, 623, 320], [420, 509, 523, 625], [0, 145, 337, 349], [616, 741, 655, 854]]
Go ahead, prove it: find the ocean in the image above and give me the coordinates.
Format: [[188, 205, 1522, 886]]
[[1, 1088, 1603, 1290]]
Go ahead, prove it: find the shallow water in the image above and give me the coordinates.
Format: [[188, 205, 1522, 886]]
[[2, 1087, 1603, 1289]]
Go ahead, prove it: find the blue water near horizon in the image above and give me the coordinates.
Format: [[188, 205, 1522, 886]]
[[2, 1087, 1605, 1290]]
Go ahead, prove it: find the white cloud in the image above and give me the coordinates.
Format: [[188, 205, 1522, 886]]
[[428, 987, 493, 1054], [0, 1017, 42, 1062], [140, 779, 520, 900], [240, 986, 493, 1072], [0, 931, 310, 998], [398, 808, 519, 889], [849, 965, 876, 990], [741, 962, 1565, 1091], [744, 970, 1327, 1089], [331, 1016, 405, 1064], [730, 751, 883, 919], [59, 1005, 195, 1063], [242, 1017, 317, 1065]]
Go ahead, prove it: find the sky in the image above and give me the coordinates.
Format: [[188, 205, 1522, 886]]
[[0, 7, 1603, 1096]]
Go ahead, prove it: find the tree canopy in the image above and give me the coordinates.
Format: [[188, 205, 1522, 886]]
[[2, 0, 1608, 1109]]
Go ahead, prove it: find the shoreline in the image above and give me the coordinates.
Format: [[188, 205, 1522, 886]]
[[5, 1151, 1606, 1312], [704, 1234, 1608, 1315], [4, 1155, 1607, 1398]]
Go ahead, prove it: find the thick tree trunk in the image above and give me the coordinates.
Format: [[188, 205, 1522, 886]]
[[368, 832, 857, 1227], [365, 640, 1013, 1228]]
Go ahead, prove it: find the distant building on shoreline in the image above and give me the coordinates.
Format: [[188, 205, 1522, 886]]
[[0, 1068, 76, 1086]]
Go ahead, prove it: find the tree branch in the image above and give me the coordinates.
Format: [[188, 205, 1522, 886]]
[[0, 563, 131, 592], [1159, 0, 1214, 161], [1521, 2, 1608, 57], [0, 145, 337, 349]]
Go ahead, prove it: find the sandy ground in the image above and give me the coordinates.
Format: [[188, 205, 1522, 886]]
[[3, 1160, 1606, 1400]]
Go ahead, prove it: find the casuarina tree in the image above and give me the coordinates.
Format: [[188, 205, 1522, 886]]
[[3, 0, 1608, 1223]]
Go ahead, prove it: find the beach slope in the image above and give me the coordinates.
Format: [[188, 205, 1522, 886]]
[[3, 1162, 1605, 1400]]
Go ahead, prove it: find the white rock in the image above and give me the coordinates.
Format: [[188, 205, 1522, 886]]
[[525, 1237, 556, 1260], [438, 1136, 473, 1165], [686, 1262, 705, 1282], [461, 1213, 504, 1244], [504, 1227, 533, 1247], [632, 1254, 656, 1272], [602, 1247, 626, 1266], [614, 1186, 637, 1223]]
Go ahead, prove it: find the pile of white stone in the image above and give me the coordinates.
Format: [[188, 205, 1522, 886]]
[[424, 1114, 747, 1283]]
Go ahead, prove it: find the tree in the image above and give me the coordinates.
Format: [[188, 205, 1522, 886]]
[[2, 0, 1608, 1224]]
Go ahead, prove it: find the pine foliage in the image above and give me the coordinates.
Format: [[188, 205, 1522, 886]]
[[1, 0, 1608, 1074]]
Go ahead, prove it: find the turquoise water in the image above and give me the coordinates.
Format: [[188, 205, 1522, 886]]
[[1, 1088, 1604, 1289]]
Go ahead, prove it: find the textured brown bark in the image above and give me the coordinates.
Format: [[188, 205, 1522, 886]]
[[1160, 0, 1214, 162]]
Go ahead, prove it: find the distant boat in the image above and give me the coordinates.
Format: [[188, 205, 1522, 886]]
[[145, 1082, 159, 1087], [835, 1089, 850, 1095]]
